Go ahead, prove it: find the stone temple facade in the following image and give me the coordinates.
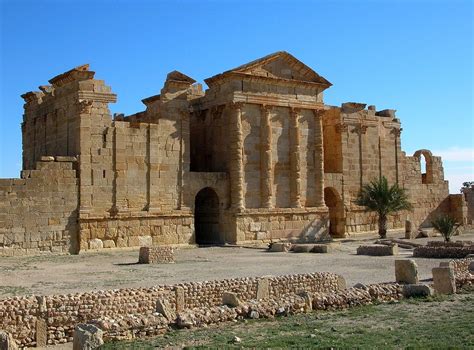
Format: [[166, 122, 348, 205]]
[[0, 51, 470, 255]]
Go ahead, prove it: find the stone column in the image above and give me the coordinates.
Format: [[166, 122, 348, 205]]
[[260, 104, 273, 208], [313, 110, 325, 207], [229, 102, 245, 211], [290, 108, 301, 208]]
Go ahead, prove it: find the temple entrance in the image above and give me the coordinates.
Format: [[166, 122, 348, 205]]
[[324, 187, 345, 237], [194, 187, 221, 244]]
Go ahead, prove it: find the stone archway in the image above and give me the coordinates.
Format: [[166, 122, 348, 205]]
[[413, 149, 434, 184], [324, 187, 345, 237], [194, 187, 221, 244]]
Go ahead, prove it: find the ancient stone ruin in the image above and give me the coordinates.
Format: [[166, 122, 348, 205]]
[[0, 51, 470, 256]]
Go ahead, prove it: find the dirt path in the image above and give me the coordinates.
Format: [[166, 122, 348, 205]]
[[2, 231, 473, 298]]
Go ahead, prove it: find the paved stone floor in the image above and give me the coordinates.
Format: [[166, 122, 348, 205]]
[[2, 230, 473, 299]]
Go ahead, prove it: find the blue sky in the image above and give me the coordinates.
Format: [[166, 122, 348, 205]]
[[0, 0, 472, 193]]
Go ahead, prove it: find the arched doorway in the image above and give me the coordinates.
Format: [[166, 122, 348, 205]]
[[194, 187, 221, 244], [324, 187, 345, 237]]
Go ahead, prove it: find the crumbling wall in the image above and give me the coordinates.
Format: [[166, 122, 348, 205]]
[[462, 185, 474, 225], [0, 158, 78, 256], [402, 152, 450, 230]]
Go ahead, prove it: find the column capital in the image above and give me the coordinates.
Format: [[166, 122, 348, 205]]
[[391, 127, 403, 136], [335, 123, 348, 133], [228, 101, 245, 111], [353, 124, 369, 135], [260, 104, 273, 114], [290, 107, 301, 117]]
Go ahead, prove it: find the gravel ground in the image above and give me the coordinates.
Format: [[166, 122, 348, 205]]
[[1, 230, 473, 299]]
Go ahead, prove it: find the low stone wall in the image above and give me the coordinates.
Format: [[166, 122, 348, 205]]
[[427, 241, 472, 247], [357, 244, 398, 256], [92, 282, 403, 342], [413, 245, 474, 259], [0, 272, 342, 347]]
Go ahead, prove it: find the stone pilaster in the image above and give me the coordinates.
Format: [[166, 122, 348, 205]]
[[290, 108, 301, 208], [229, 102, 245, 211], [260, 104, 273, 208], [147, 124, 160, 212], [313, 110, 325, 207], [392, 127, 402, 185]]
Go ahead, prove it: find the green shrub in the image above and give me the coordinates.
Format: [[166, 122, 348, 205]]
[[431, 215, 459, 242]]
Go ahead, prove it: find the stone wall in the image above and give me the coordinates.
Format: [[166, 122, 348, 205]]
[[235, 208, 329, 242], [0, 272, 342, 347], [462, 185, 474, 225], [0, 158, 78, 256]]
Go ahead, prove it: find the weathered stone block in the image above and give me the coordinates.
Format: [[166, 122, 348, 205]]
[[88, 239, 103, 250], [269, 242, 292, 252], [138, 235, 153, 247], [432, 267, 456, 294], [73, 324, 104, 350], [395, 259, 419, 284], [102, 240, 115, 248], [256, 277, 270, 300], [36, 318, 47, 347], [311, 244, 330, 253], [292, 244, 314, 253], [138, 246, 174, 264], [156, 299, 176, 321], [402, 284, 434, 298], [222, 291, 242, 307]]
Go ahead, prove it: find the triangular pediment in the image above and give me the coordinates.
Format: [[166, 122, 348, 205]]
[[205, 51, 331, 87], [166, 70, 196, 84]]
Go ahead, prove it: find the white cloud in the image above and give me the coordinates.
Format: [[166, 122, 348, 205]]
[[432, 147, 474, 162]]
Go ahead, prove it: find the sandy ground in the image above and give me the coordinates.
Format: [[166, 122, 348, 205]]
[[1, 230, 473, 350], [2, 230, 473, 299]]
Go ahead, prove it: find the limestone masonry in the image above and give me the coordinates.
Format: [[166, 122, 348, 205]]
[[0, 51, 471, 255]]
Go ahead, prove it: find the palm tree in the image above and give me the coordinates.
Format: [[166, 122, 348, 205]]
[[355, 176, 412, 238], [431, 215, 459, 242]]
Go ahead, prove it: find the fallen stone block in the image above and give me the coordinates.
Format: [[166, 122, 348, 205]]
[[292, 244, 314, 253], [432, 267, 456, 294], [311, 244, 330, 253], [402, 284, 434, 298], [0, 331, 18, 350], [395, 259, 419, 284], [156, 299, 176, 321], [357, 244, 398, 256], [73, 324, 104, 350], [222, 292, 242, 307], [269, 242, 292, 252], [138, 246, 174, 264]]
